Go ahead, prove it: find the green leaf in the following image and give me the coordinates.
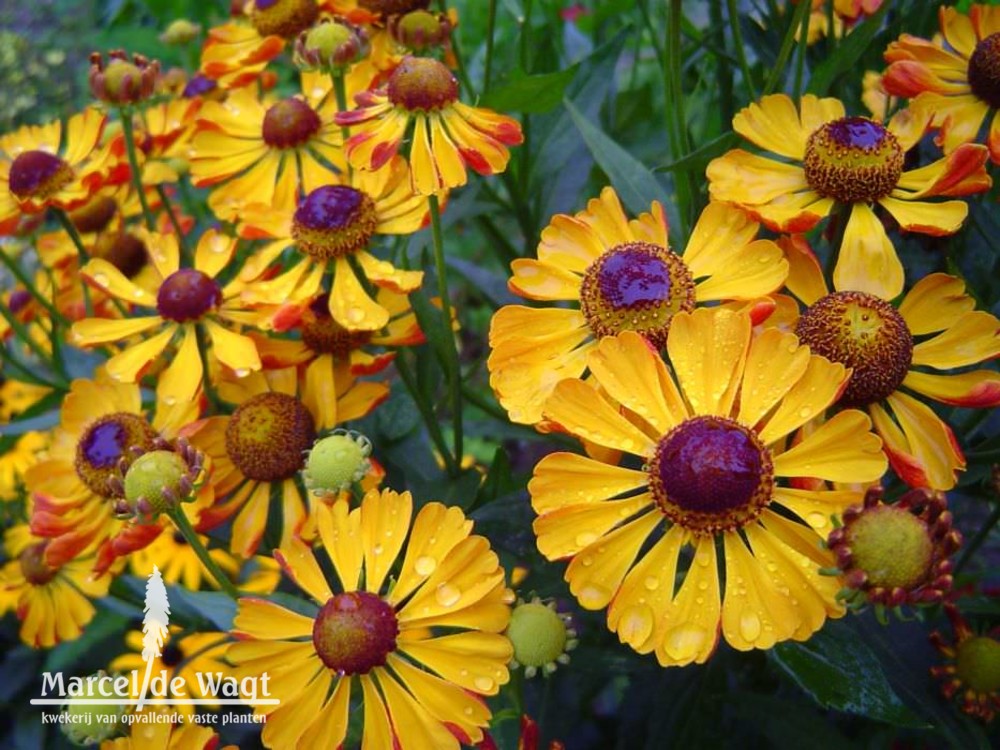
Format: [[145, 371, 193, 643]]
[[807, 2, 892, 96], [469, 446, 514, 512], [771, 622, 928, 727], [481, 67, 579, 114], [169, 588, 237, 632], [652, 132, 740, 173], [564, 98, 666, 215]]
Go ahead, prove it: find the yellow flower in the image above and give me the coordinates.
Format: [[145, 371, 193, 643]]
[[530, 308, 887, 666], [72, 228, 265, 406], [488, 188, 788, 425], [236, 157, 426, 332], [883, 5, 1000, 163], [189, 71, 346, 222], [706, 93, 991, 299], [336, 56, 523, 194], [781, 237, 1000, 490], [0, 431, 47, 503], [188, 367, 387, 557], [100, 706, 219, 749], [228, 487, 512, 750]]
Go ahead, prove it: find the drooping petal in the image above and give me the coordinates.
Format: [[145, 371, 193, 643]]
[[833, 203, 903, 300], [667, 308, 750, 417], [653, 536, 722, 667], [897, 272, 975, 335], [903, 369, 1000, 408], [773, 410, 887, 483], [911, 311, 1000, 369], [737, 327, 811, 428]]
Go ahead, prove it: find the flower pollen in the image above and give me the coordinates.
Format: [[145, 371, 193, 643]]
[[75, 413, 158, 498], [261, 98, 322, 149], [846, 505, 933, 590], [387, 57, 459, 111], [968, 33, 1000, 109], [250, 0, 318, 39], [8, 150, 74, 201], [291, 185, 378, 260], [803, 117, 903, 203], [225, 392, 316, 481], [312, 591, 398, 674], [156, 268, 222, 323]]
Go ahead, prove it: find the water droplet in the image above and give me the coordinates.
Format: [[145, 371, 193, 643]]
[[618, 604, 654, 646], [347, 306, 365, 323], [233, 368, 251, 378], [695, 551, 711, 567], [806, 511, 827, 528], [739, 612, 762, 643], [459, 669, 468, 677], [663, 624, 706, 661], [414, 555, 437, 576], [463, 706, 473, 716], [580, 556, 594, 567], [92, 273, 109, 287], [473, 676, 494, 692], [372, 543, 384, 555], [643, 576, 660, 591], [435, 583, 461, 607], [575, 532, 598, 548], [798, 407, 813, 418], [577, 584, 609, 609], [697, 580, 708, 591]]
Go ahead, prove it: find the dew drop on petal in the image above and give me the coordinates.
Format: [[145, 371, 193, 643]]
[[575, 531, 598, 547], [435, 582, 461, 607], [618, 603, 654, 646], [644, 576, 660, 591], [739, 612, 762, 643], [473, 676, 494, 692], [414, 555, 437, 576], [663, 624, 706, 662], [577, 584, 609, 609]]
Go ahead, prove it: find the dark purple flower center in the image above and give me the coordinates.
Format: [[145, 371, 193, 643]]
[[312, 591, 399, 674], [75, 412, 158, 498], [598, 248, 672, 310], [803, 117, 903, 203], [82, 422, 128, 469], [291, 186, 378, 259], [826, 117, 888, 150], [182, 74, 218, 99], [295, 186, 365, 230], [156, 269, 222, 323], [8, 150, 73, 200], [968, 32, 1000, 109]]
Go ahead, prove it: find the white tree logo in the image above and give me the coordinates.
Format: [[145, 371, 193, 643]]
[[135, 565, 170, 711]]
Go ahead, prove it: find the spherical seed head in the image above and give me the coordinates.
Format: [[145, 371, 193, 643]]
[[123, 449, 190, 518], [795, 291, 912, 408], [250, 0, 319, 39], [506, 601, 568, 669], [89, 51, 160, 105], [649, 416, 774, 535], [845, 505, 934, 590], [803, 117, 903, 203], [579, 242, 696, 348], [261, 97, 323, 149], [160, 19, 202, 45], [225, 392, 316, 481], [68, 195, 118, 234], [75, 413, 159, 498], [7, 150, 74, 201], [19, 541, 57, 586], [387, 56, 459, 111], [295, 19, 368, 71], [60, 671, 127, 745], [389, 11, 453, 51], [291, 185, 378, 260], [956, 636, 1000, 694], [93, 230, 147, 278], [156, 268, 222, 323], [304, 432, 372, 495], [969, 33, 1000, 109], [312, 591, 398, 674]]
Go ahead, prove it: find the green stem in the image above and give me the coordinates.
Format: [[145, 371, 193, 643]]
[[726, 0, 757, 100], [0, 248, 67, 325], [954, 502, 1000, 576], [331, 70, 352, 177], [428, 195, 463, 470], [53, 208, 94, 316], [155, 185, 189, 260], [667, 0, 695, 232], [119, 110, 156, 231], [484, 0, 497, 94], [793, 0, 811, 100], [762, 0, 812, 96], [167, 508, 239, 600], [194, 324, 224, 412], [395, 352, 459, 476], [0, 347, 64, 390], [710, 0, 734, 128], [0, 299, 65, 382]]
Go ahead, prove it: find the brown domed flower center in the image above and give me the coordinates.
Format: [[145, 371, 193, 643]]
[[291, 185, 378, 260], [360, 0, 431, 19], [75, 412, 159, 498], [844, 505, 933, 590], [648, 416, 774, 535], [968, 32, 1000, 109], [795, 290, 912, 408], [803, 117, 903, 203], [250, 0, 319, 39], [391, 11, 451, 51], [956, 636, 1000, 694], [19, 541, 58, 586], [579, 242, 696, 348], [159, 643, 184, 668], [312, 591, 399, 674], [156, 269, 222, 323], [93, 230, 147, 279], [301, 296, 374, 356], [69, 196, 118, 234], [225, 392, 316, 481], [261, 98, 322, 149], [8, 150, 74, 201], [387, 57, 459, 111]]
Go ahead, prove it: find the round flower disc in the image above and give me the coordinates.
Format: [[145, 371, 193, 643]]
[[156, 268, 222, 323], [845, 505, 934, 590], [292, 185, 378, 260], [8, 150, 74, 201], [312, 591, 399, 674], [250, 0, 319, 39], [74, 413, 159, 498], [803, 117, 903, 203], [19, 542, 57, 586], [225, 392, 316, 482], [387, 56, 459, 111], [261, 98, 322, 149], [969, 33, 1000, 109]]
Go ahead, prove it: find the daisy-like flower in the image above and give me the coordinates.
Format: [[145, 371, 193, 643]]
[[0, 525, 112, 648], [0, 431, 46, 502], [931, 603, 1000, 722], [882, 5, 1000, 163], [188, 367, 387, 557], [71, 228, 265, 406], [189, 71, 346, 221], [24, 376, 198, 571], [488, 188, 788, 425], [100, 707, 219, 750], [782, 237, 1000, 490], [228, 487, 512, 750], [0, 108, 125, 235], [530, 309, 888, 666], [336, 55, 523, 195], [706, 93, 991, 300], [236, 157, 426, 331]]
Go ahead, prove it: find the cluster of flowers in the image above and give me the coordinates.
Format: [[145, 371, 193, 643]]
[[0, 0, 998, 746]]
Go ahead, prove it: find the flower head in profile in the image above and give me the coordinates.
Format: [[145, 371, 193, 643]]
[[882, 5, 1000, 163], [707, 93, 991, 299], [336, 56, 523, 194], [530, 309, 887, 666], [782, 237, 1000, 490], [228, 487, 512, 749], [489, 188, 788, 425], [72, 228, 266, 406], [931, 604, 1000, 722]]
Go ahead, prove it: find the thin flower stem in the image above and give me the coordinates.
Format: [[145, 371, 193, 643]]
[[167, 507, 240, 600], [793, 0, 811, 100], [119, 110, 156, 231], [155, 184, 190, 261], [710, 0, 734, 127], [395, 351, 458, 475], [0, 301, 67, 386], [667, 0, 695, 232], [0, 248, 67, 325], [330, 70, 353, 177], [428, 194, 463, 470], [763, 0, 812, 95], [726, 0, 758, 100], [0, 346, 64, 390], [53, 208, 94, 316], [954, 502, 1000, 576], [484, 0, 497, 94], [193, 324, 224, 412]]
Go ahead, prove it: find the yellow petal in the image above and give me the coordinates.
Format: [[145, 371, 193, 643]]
[[508, 258, 583, 301], [260, 669, 330, 750], [392, 502, 472, 605], [777, 234, 828, 305], [667, 308, 750, 417], [884, 391, 964, 490], [298, 676, 351, 750], [528, 452, 648, 514], [903, 369, 1000, 408], [375, 669, 461, 750], [773, 410, 887, 483], [911, 311, 1000, 369], [732, 94, 809, 160], [878, 196, 967, 236], [356, 250, 423, 293], [195, 228, 237, 279], [106, 325, 176, 383], [897, 273, 974, 336], [331, 257, 389, 331], [693, 239, 788, 301], [721, 532, 799, 650], [204, 318, 262, 376], [361, 488, 412, 593], [71, 316, 163, 346], [81, 258, 157, 307], [758, 356, 849, 445], [360, 674, 395, 750], [388, 655, 489, 745], [833, 203, 903, 300], [316, 500, 363, 591], [534, 494, 655, 561], [543, 378, 656, 456], [273, 536, 332, 604], [232, 597, 315, 640], [653, 536, 721, 667], [737, 327, 811, 428], [156, 326, 202, 406], [397, 632, 511, 694], [772, 486, 863, 532]]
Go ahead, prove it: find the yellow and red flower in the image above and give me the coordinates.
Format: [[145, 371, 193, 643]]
[[489, 188, 788, 425], [100, 707, 220, 750], [706, 93, 991, 299], [882, 5, 1000, 163], [530, 309, 887, 666], [336, 56, 523, 194], [228, 487, 512, 749], [782, 237, 1000, 490], [931, 603, 1000, 722]]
